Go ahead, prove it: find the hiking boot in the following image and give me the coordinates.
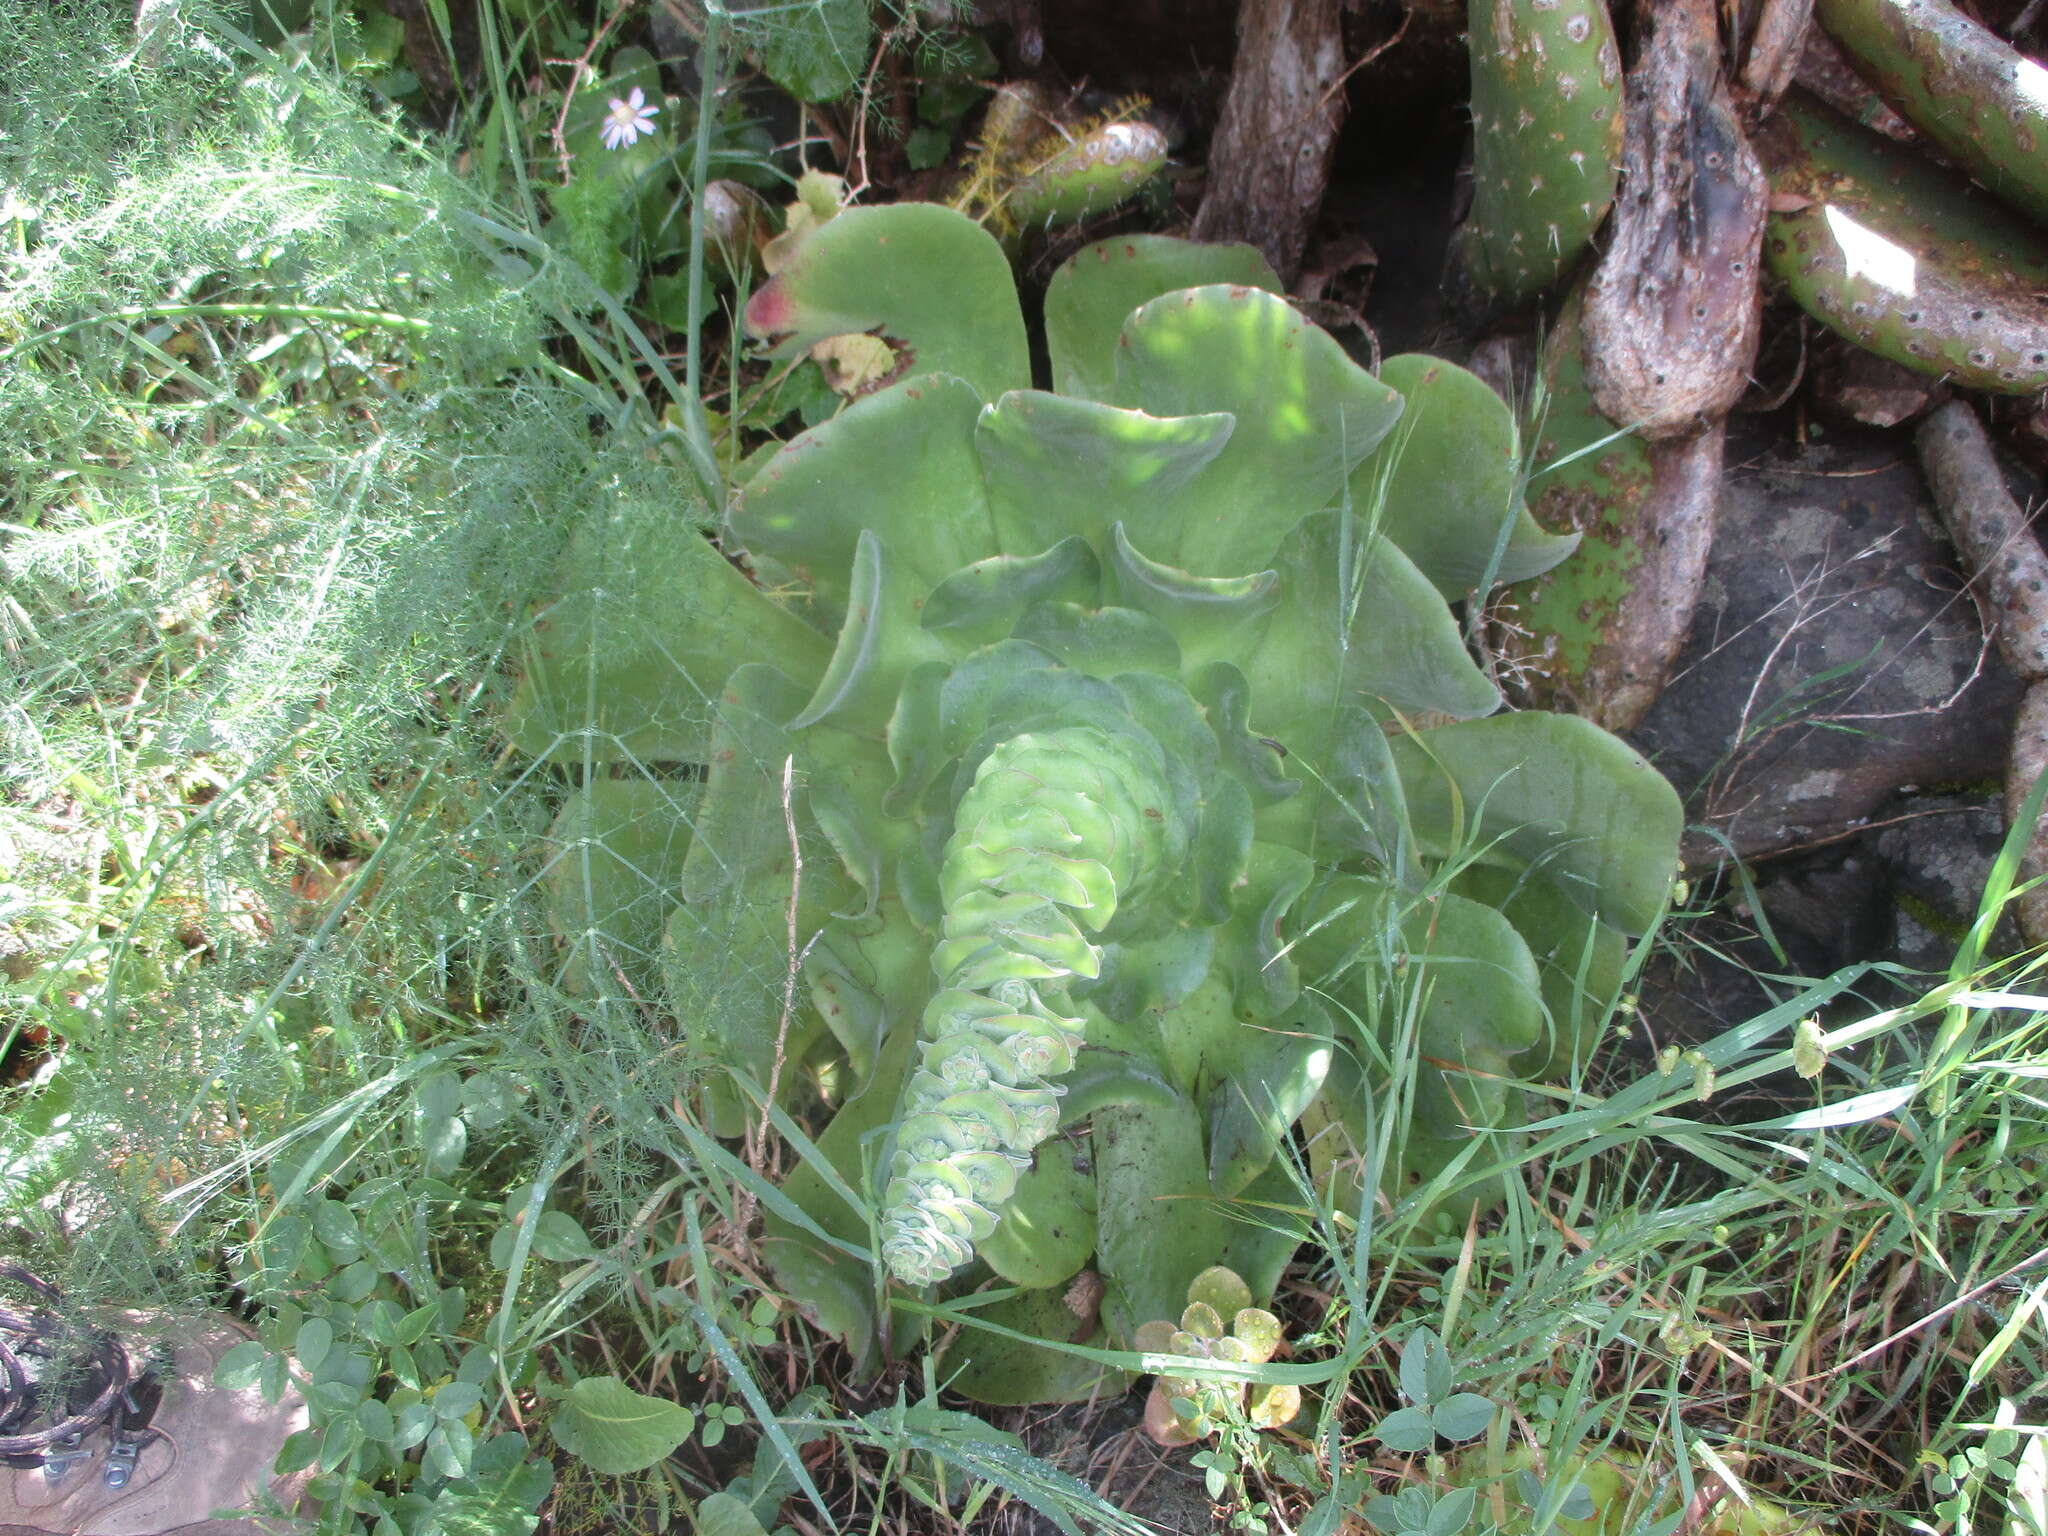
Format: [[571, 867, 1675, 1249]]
[[0, 1265, 310, 1536]]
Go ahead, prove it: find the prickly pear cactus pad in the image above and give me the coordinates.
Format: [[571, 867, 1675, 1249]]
[[508, 206, 1684, 1398], [1456, 0, 1625, 307]]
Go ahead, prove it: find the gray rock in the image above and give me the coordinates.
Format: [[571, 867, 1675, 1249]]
[[1872, 794, 2020, 973], [1632, 418, 2023, 864]]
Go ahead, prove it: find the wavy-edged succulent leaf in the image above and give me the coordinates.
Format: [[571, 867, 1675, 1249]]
[[974, 391, 1237, 558], [977, 1141, 1098, 1289], [1303, 875, 1547, 1077], [921, 538, 1102, 645], [1204, 1018, 1335, 1198], [730, 376, 995, 622], [1242, 511, 1501, 728], [1358, 355, 1578, 598], [742, 205, 1029, 400], [1389, 713, 1683, 933], [789, 531, 957, 732], [1044, 235, 1282, 401], [1114, 286, 1405, 573], [1453, 864, 1628, 1078], [1093, 1096, 1231, 1340], [505, 514, 828, 765], [759, 1022, 921, 1372]]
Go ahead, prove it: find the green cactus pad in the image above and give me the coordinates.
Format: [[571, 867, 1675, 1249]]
[[1457, 0, 1625, 305], [1005, 121, 1169, 230], [1815, 0, 2048, 226], [1758, 94, 2048, 393]]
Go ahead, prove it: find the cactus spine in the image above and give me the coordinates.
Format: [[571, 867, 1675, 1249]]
[[952, 84, 1168, 239], [1456, 0, 1626, 306]]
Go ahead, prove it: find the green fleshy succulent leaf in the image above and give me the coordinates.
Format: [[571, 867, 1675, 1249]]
[[742, 205, 1029, 400], [934, 1286, 1123, 1406], [1454, 864, 1629, 1079], [1209, 844, 1315, 1020], [543, 779, 697, 997], [790, 531, 957, 732], [1145, 974, 1243, 1097], [1310, 1050, 1516, 1232], [1361, 355, 1579, 598], [1186, 1266, 1253, 1321], [1113, 286, 1406, 574], [1094, 1096, 1232, 1341], [1217, 1159, 1311, 1304], [1056, 1049, 1182, 1122], [505, 513, 828, 765], [977, 1141, 1098, 1289], [1242, 510, 1500, 730], [1189, 665, 1297, 809], [921, 537, 1103, 644], [1106, 524, 1281, 672], [1205, 1019, 1335, 1198], [761, 1024, 921, 1370], [1011, 603, 1182, 678], [1389, 713, 1683, 933], [1253, 705, 1417, 883], [803, 902, 930, 1079], [1045, 235, 1282, 402], [809, 773, 916, 920], [730, 376, 994, 624], [1300, 876, 1545, 1224], [884, 662, 952, 821], [1081, 928, 1223, 1037], [1310, 876, 1546, 1071], [665, 668, 837, 1090], [974, 390, 1236, 558], [934, 641, 1095, 760]]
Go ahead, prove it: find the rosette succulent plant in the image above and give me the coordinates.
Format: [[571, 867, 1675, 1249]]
[[508, 206, 1683, 1401], [1134, 1266, 1297, 1446]]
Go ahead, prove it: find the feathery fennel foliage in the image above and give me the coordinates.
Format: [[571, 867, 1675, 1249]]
[[0, 1, 752, 1312]]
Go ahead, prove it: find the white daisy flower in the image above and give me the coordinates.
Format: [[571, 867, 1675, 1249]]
[[600, 86, 659, 151]]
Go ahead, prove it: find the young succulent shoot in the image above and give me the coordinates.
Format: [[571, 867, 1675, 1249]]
[[512, 203, 1684, 1400], [1134, 1266, 1298, 1446]]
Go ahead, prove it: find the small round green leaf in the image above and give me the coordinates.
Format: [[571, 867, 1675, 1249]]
[[548, 1376, 697, 1476]]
